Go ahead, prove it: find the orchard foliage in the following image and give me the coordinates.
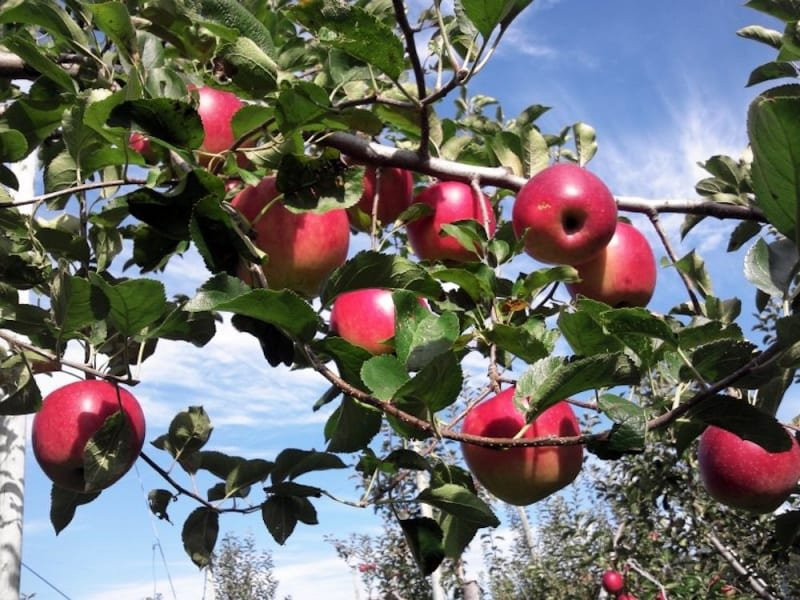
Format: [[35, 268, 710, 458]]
[[1, 0, 800, 587]]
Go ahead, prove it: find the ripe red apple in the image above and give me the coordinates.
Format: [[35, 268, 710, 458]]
[[231, 176, 350, 297], [330, 288, 397, 354], [617, 594, 637, 600], [31, 380, 146, 492], [460, 387, 583, 505], [357, 167, 414, 225], [512, 163, 618, 265], [566, 221, 657, 308], [697, 425, 800, 513], [191, 85, 251, 164], [406, 181, 496, 262], [601, 570, 625, 594]]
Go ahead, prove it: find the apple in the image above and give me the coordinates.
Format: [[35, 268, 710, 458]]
[[357, 167, 414, 225], [617, 595, 637, 600], [31, 380, 146, 492], [191, 85, 251, 164], [330, 288, 398, 354], [567, 221, 657, 308], [697, 425, 800, 513], [460, 387, 583, 505], [231, 176, 350, 297], [601, 570, 625, 595], [406, 181, 496, 262], [128, 131, 160, 162], [512, 163, 618, 265]]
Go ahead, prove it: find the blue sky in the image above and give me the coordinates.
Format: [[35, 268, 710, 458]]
[[17, 2, 787, 599]]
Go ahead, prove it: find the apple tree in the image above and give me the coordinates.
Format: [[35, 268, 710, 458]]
[[1, 0, 800, 594]]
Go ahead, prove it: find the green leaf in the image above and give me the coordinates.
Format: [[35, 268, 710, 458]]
[[432, 264, 495, 303], [398, 517, 445, 576], [50, 485, 100, 535], [3, 32, 77, 93], [572, 122, 597, 166], [460, 0, 508, 38], [147, 489, 175, 523], [261, 495, 318, 545], [83, 411, 138, 492], [322, 251, 442, 306], [186, 274, 319, 341], [291, 0, 405, 80], [270, 449, 347, 484], [218, 37, 279, 95], [0, 128, 28, 163], [395, 301, 460, 371], [396, 352, 463, 412], [0, 0, 87, 44], [191, 0, 275, 56], [0, 353, 42, 415], [88, 275, 166, 336], [181, 507, 219, 568], [166, 406, 214, 459], [513, 265, 579, 299], [418, 483, 500, 527], [485, 322, 552, 363], [727, 220, 763, 252], [688, 395, 793, 452], [439, 513, 480, 559], [674, 250, 713, 298], [325, 396, 383, 453], [50, 273, 110, 336], [598, 393, 646, 453], [108, 99, 204, 149], [682, 339, 758, 385], [747, 61, 800, 86], [516, 353, 640, 419], [225, 459, 274, 498], [313, 336, 372, 388], [748, 85, 800, 242], [744, 237, 799, 298], [86, 2, 137, 62], [361, 355, 410, 401]]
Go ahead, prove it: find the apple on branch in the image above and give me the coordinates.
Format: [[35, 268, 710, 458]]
[[567, 221, 657, 308], [512, 162, 618, 265], [697, 425, 800, 513], [601, 569, 625, 595], [356, 167, 414, 226], [460, 387, 583, 505], [31, 380, 146, 493], [406, 181, 496, 262], [231, 176, 350, 297], [190, 84, 253, 166]]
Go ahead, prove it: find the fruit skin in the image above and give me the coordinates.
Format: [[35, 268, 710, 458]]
[[697, 425, 800, 513], [512, 163, 618, 265], [128, 131, 160, 162], [330, 288, 398, 354], [601, 570, 625, 594], [357, 167, 414, 225], [191, 85, 252, 164], [31, 380, 146, 492], [567, 221, 657, 308], [460, 387, 583, 505], [231, 176, 350, 297], [406, 181, 496, 262]]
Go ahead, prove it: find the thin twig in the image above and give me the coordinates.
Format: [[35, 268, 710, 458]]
[[0, 177, 150, 209]]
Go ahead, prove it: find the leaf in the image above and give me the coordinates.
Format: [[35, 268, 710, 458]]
[[3, 32, 77, 93], [83, 411, 139, 492], [88, 274, 167, 336], [270, 449, 347, 484], [572, 122, 597, 166], [50, 273, 110, 336], [417, 484, 500, 527], [688, 395, 793, 452], [398, 517, 445, 576], [737, 24, 783, 49], [727, 220, 763, 252], [225, 458, 274, 497], [109, 98, 204, 149], [361, 355, 410, 401], [439, 513, 480, 559], [166, 406, 214, 459], [49, 485, 101, 534], [674, 250, 713, 298], [597, 393, 646, 453], [395, 352, 464, 413], [516, 354, 640, 419], [396, 309, 460, 372], [682, 339, 758, 385], [460, 0, 508, 38], [485, 322, 552, 363], [147, 489, 175, 523], [86, 2, 138, 62], [186, 274, 319, 341], [313, 336, 372, 388], [182, 507, 219, 568], [775, 510, 800, 547], [261, 495, 318, 544], [218, 37, 278, 95], [744, 237, 799, 298], [191, 0, 275, 55], [747, 85, 800, 243], [321, 251, 442, 306], [747, 61, 800, 86], [291, 0, 405, 79], [0, 128, 28, 163], [324, 396, 383, 453]]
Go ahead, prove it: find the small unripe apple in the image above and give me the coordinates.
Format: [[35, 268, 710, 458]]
[[601, 570, 625, 594], [32, 380, 146, 492], [231, 176, 350, 297], [406, 181, 496, 262], [512, 163, 617, 265], [567, 221, 657, 308], [697, 425, 800, 513], [460, 387, 583, 505], [128, 131, 160, 162], [357, 167, 414, 225]]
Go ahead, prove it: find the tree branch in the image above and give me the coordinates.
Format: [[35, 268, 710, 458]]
[[707, 531, 780, 600], [0, 51, 83, 79]]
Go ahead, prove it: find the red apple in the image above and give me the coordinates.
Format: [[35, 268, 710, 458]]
[[128, 131, 160, 162], [617, 595, 637, 600], [601, 570, 625, 594], [330, 288, 397, 354], [231, 176, 350, 297], [191, 85, 252, 164], [31, 380, 146, 492], [512, 163, 618, 265], [406, 181, 496, 262], [567, 221, 657, 308], [697, 425, 800, 513], [460, 387, 583, 505], [357, 167, 414, 225]]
